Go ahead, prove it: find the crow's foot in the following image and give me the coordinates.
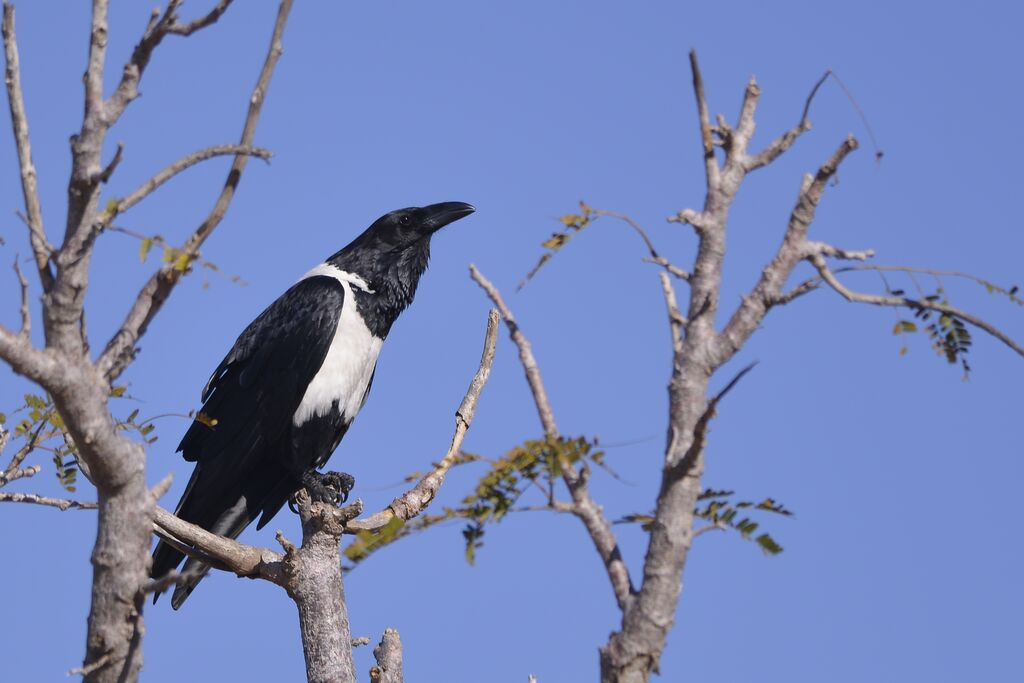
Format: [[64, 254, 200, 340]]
[[296, 469, 355, 507]]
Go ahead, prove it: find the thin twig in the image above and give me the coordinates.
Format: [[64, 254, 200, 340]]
[[0, 414, 50, 485], [1, 3, 53, 288], [165, 0, 235, 36], [592, 209, 690, 281], [659, 271, 684, 350], [642, 257, 689, 281], [828, 70, 884, 161], [67, 650, 115, 678], [469, 265, 558, 436], [746, 70, 830, 171], [832, 264, 1019, 294], [347, 309, 499, 533], [688, 49, 719, 189], [97, 142, 124, 184], [812, 255, 1024, 359], [13, 256, 29, 337], [665, 362, 758, 486], [104, 0, 236, 124], [0, 491, 97, 510], [107, 144, 272, 219], [692, 522, 727, 539]]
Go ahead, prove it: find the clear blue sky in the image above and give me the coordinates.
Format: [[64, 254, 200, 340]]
[[2, 2, 1022, 681]]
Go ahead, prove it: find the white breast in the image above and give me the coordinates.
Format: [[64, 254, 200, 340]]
[[292, 264, 383, 427]]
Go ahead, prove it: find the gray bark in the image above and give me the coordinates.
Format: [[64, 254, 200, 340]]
[[0, 2, 292, 680]]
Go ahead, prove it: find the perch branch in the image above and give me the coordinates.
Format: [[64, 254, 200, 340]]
[[152, 505, 285, 583]]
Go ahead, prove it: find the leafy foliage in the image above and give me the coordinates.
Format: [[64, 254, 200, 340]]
[[342, 436, 606, 569], [520, 201, 596, 288], [4, 393, 78, 491], [1, 388, 173, 492], [889, 285, 973, 377], [616, 488, 793, 556]]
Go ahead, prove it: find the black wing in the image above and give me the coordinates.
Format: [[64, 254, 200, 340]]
[[178, 275, 345, 464], [152, 275, 346, 601]]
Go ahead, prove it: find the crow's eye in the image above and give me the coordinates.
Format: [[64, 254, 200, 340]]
[[399, 215, 411, 226]]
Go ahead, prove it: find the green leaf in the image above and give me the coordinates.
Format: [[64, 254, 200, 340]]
[[755, 533, 784, 555], [139, 238, 153, 263], [892, 320, 917, 335]]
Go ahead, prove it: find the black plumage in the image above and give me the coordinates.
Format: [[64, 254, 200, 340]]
[[151, 202, 474, 608]]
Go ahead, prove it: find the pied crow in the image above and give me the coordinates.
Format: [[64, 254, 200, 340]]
[[151, 201, 475, 608]]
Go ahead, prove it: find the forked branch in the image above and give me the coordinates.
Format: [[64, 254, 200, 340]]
[[470, 264, 636, 611], [97, 0, 294, 382]]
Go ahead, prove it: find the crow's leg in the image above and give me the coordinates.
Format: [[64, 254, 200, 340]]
[[296, 469, 356, 507]]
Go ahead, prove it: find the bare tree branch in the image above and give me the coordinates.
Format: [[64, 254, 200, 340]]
[[106, 144, 272, 220], [104, 1, 237, 125], [811, 255, 1024, 359], [165, 0, 235, 36], [603, 53, 829, 683], [152, 505, 285, 583], [470, 264, 636, 611], [1, 3, 53, 289], [348, 309, 499, 533], [659, 271, 684, 350], [0, 323, 59, 385], [688, 49, 719, 190], [97, 0, 294, 383], [0, 491, 98, 510], [370, 629, 404, 683], [13, 256, 29, 337], [664, 362, 757, 486], [591, 209, 691, 282], [469, 265, 559, 436], [714, 135, 860, 367], [67, 651, 115, 678], [769, 277, 820, 306], [745, 70, 830, 171], [0, 464, 39, 486], [97, 142, 124, 184]]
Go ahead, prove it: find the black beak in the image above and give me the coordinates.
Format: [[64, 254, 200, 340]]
[[422, 201, 475, 233]]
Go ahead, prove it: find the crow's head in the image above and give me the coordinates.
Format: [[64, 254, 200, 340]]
[[363, 202, 475, 252], [327, 201, 475, 317]]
